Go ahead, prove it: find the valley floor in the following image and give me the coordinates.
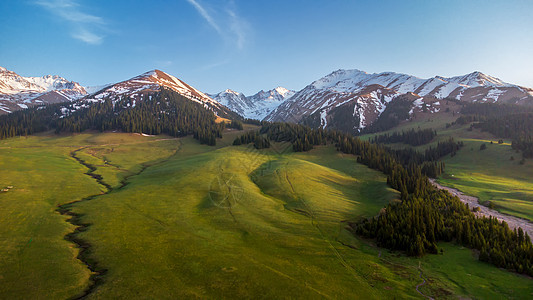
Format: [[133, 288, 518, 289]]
[[0, 130, 531, 299]]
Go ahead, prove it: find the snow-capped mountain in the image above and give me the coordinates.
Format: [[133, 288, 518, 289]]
[[0, 66, 86, 114], [70, 69, 236, 119], [266, 69, 533, 132], [210, 87, 295, 119], [209, 89, 251, 117]]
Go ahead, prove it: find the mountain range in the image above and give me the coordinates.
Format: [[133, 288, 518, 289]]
[[266, 69, 533, 132], [0, 66, 86, 114], [1, 66, 532, 133], [209, 87, 295, 120]]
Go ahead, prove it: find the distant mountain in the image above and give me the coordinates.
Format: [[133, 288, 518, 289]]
[[266, 69, 533, 133], [66, 69, 237, 119], [0, 66, 86, 114], [0, 70, 242, 144], [210, 87, 295, 120]]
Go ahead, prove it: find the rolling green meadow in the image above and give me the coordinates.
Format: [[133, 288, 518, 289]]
[[439, 139, 533, 222], [362, 107, 533, 223], [0, 129, 532, 299]]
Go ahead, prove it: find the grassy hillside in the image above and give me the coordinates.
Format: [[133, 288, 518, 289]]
[[439, 139, 533, 221], [362, 109, 533, 222], [72, 140, 405, 299], [0, 131, 531, 299]]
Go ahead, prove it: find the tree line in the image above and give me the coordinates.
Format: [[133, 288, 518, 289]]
[[371, 128, 437, 146], [453, 103, 533, 158], [233, 131, 270, 149]]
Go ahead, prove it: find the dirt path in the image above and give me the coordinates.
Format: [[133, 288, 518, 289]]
[[430, 179, 533, 242], [415, 264, 434, 300]]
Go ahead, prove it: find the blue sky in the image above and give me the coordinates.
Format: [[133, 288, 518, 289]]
[[1, 0, 532, 95]]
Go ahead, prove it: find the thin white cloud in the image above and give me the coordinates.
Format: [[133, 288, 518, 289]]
[[72, 28, 103, 45], [227, 9, 246, 50], [185, 0, 249, 50], [34, 0, 105, 45], [186, 0, 222, 34]]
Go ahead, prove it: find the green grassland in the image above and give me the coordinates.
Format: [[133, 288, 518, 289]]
[[0, 133, 181, 298], [0, 131, 532, 299], [362, 107, 533, 222], [439, 139, 533, 221]]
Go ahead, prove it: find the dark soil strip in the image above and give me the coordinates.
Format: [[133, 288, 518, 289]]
[[56, 148, 112, 299], [58, 143, 181, 299]]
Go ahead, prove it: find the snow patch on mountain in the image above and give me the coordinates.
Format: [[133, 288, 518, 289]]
[[267, 68, 533, 133], [0, 66, 87, 114], [210, 87, 295, 120]]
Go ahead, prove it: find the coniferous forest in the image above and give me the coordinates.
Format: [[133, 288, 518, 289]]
[[0, 88, 226, 145], [371, 128, 436, 146], [454, 103, 533, 158]]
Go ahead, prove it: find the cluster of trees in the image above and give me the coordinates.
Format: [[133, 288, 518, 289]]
[[371, 128, 436, 146], [242, 118, 263, 126], [460, 102, 531, 117], [512, 136, 533, 159], [233, 131, 270, 149], [471, 113, 533, 158], [353, 189, 533, 275], [453, 103, 533, 158], [259, 122, 329, 151], [227, 120, 244, 130], [0, 89, 226, 145], [56, 89, 225, 145], [0, 103, 61, 139], [381, 138, 460, 177]]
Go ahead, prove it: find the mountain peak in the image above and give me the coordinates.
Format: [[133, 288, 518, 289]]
[[272, 86, 295, 99], [222, 89, 241, 95], [312, 69, 370, 89], [443, 71, 508, 87], [0, 67, 86, 114], [88, 69, 221, 111], [274, 86, 289, 93], [210, 86, 295, 120]]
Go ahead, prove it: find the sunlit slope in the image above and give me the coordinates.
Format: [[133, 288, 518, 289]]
[[73, 141, 426, 299], [439, 139, 533, 221], [361, 109, 533, 222]]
